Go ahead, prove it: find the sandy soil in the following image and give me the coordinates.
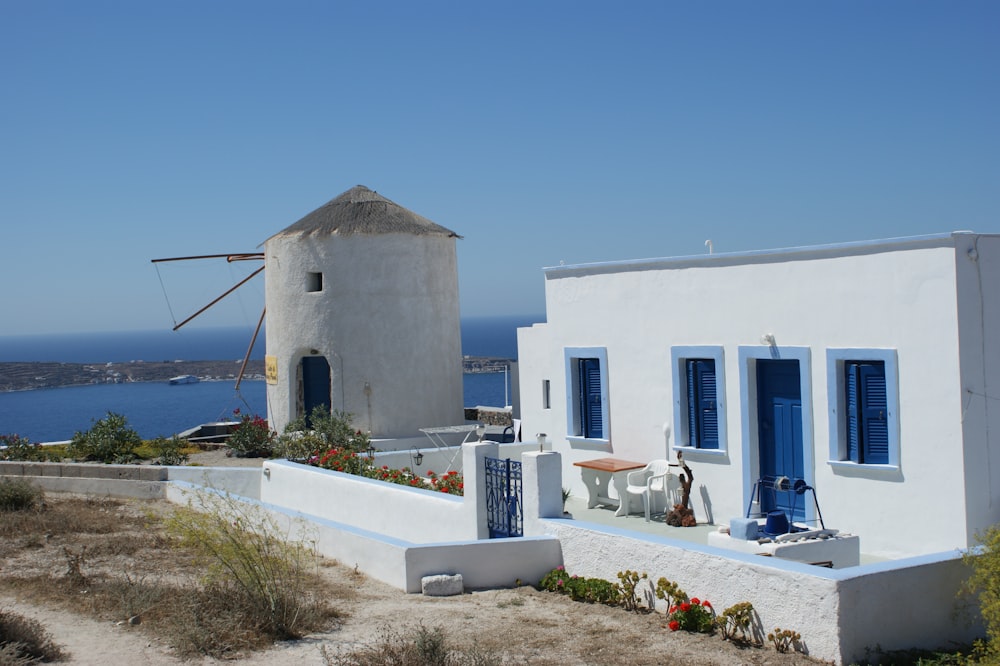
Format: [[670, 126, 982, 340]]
[[0, 452, 825, 665]]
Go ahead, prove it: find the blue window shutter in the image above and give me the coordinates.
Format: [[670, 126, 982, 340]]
[[845, 362, 861, 462], [686, 361, 698, 447], [686, 359, 718, 449], [860, 362, 888, 464], [579, 358, 603, 439]]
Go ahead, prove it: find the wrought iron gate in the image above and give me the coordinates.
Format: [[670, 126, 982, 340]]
[[485, 456, 523, 538]]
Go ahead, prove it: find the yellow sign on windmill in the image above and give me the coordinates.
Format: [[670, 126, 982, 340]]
[[265, 355, 278, 385]]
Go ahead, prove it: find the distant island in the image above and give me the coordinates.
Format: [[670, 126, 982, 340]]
[[0, 356, 513, 392]]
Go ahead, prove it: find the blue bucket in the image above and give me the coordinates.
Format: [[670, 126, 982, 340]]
[[763, 510, 789, 536]]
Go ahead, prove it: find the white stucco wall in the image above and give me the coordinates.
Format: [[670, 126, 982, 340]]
[[518, 233, 1000, 558], [955, 235, 1000, 545], [545, 518, 980, 664], [259, 460, 469, 543], [264, 232, 463, 437]]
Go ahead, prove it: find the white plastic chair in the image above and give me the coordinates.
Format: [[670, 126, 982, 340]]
[[625, 460, 677, 522]]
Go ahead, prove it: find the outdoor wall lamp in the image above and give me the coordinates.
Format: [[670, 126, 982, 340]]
[[475, 424, 486, 441], [537, 433, 548, 452], [366, 445, 376, 459], [410, 447, 424, 467]]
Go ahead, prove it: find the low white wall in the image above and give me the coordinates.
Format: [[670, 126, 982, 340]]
[[543, 518, 981, 664], [165, 482, 562, 593], [260, 459, 468, 543], [166, 466, 262, 499], [838, 552, 981, 662], [0, 462, 260, 500]]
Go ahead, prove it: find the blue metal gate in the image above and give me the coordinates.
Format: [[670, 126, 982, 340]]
[[485, 457, 523, 538]]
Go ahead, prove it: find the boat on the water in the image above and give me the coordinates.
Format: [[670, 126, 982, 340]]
[[168, 374, 199, 385]]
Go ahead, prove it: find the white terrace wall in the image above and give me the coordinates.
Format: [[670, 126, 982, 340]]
[[545, 518, 982, 664], [260, 459, 469, 543], [517, 233, 1000, 558]]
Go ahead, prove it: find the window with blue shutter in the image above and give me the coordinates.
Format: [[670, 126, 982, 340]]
[[578, 358, 603, 439], [826, 348, 898, 471], [686, 359, 719, 449], [844, 360, 888, 465]]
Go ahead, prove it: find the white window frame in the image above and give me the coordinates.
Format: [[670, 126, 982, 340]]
[[671, 346, 727, 456], [564, 347, 609, 446], [826, 348, 900, 472]]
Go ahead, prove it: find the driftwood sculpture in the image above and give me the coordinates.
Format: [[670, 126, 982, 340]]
[[666, 450, 697, 527]]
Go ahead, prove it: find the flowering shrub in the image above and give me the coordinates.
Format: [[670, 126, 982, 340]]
[[426, 470, 464, 495], [313, 447, 371, 475], [667, 597, 715, 634], [539, 566, 621, 605], [307, 451, 465, 496], [0, 434, 57, 462], [227, 409, 275, 457]]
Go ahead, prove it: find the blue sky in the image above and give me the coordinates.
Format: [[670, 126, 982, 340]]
[[1, 1, 997, 336]]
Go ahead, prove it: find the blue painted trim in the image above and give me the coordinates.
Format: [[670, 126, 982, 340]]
[[564, 347, 610, 444], [826, 348, 900, 471], [670, 345, 727, 452], [738, 346, 815, 523]]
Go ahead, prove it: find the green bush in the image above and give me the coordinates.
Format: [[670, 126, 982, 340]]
[[0, 479, 44, 512], [147, 436, 189, 466], [68, 411, 141, 463], [964, 524, 1000, 660], [284, 407, 369, 450]]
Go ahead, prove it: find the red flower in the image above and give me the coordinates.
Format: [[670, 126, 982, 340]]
[[690, 597, 700, 605], [680, 602, 691, 612], [668, 606, 677, 614], [668, 620, 680, 631], [702, 600, 712, 608]]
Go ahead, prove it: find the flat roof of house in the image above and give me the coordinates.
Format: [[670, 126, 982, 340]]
[[543, 230, 993, 278]]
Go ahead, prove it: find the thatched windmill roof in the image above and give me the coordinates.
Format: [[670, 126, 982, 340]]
[[268, 185, 461, 240]]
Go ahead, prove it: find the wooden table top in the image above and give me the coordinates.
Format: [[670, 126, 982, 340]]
[[573, 457, 646, 473]]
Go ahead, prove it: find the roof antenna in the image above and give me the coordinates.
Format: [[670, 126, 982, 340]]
[[705, 239, 714, 254]]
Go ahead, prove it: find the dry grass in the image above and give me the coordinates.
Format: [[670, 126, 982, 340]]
[[0, 608, 67, 664], [0, 493, 342, 660]]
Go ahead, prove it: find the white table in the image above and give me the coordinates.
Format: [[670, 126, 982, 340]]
[[419, 424, 481, 472], [573, 457, 646, 517]]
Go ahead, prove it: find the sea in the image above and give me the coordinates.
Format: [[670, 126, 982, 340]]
[[0, 314, 542, 443]]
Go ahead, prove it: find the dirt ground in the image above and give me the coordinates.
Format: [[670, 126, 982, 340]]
[[0, 452, 826, 665]]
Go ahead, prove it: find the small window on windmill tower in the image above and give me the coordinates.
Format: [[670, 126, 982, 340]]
[[307, 272, 323, 293]]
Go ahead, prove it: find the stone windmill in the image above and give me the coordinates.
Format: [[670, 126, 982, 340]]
[[263, 185, 464, 437], [153, 185, 465, 439]]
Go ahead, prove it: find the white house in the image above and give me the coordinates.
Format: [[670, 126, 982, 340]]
[[264, 185, 465, 438], [517, 231, 1000, 559]]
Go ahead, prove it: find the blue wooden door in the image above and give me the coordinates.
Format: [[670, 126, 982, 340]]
[[756, 360, 805, 521], [301, 356, 331, 425]]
